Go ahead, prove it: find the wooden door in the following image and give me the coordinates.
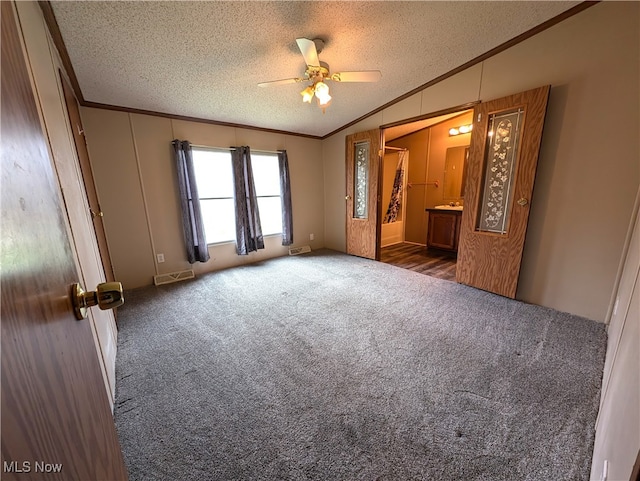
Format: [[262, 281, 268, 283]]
[[456, 86, 550, 298], [60, 72, 115, 284], [345, 129, 382, 259], [1, 3, 128, 479]]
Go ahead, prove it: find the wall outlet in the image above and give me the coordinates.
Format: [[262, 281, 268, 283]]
[[309, 233, 315, 241], [156, 253, 165, 263]]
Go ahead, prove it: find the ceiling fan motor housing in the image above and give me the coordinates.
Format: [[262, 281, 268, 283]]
[[306, 63, 330, 83], [312, 38, 325, 54]]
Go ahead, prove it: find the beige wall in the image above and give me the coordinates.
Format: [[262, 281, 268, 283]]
[[322, 2, 640, 322], [82, 109, 324, 289], [425, 112, 474, 208]]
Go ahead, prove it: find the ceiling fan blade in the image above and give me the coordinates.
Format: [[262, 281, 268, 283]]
[[296, 38, 320, 67], [258, 78, 303, 87], [331, 71, 382, 82]]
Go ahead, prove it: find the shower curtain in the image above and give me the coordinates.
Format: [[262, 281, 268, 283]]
[[383, 150, 407, 223]]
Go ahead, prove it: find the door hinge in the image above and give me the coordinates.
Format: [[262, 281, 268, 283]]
[[477, 113, 482, 123]]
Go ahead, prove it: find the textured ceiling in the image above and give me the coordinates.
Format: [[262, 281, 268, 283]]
[[51, 1, 580, 138]]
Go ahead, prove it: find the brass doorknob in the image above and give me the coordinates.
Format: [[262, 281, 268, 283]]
[[345, 195, 352, 200], [72, 282, 124, 320], [90, 208, 104, 218], [517, 198, 529, 206]]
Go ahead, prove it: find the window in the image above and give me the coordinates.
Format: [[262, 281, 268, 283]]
[[251, 153, 283, 236], [192, 148, 282, 244]]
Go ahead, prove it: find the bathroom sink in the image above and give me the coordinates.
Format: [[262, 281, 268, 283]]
[[434, 205, 464, 210]]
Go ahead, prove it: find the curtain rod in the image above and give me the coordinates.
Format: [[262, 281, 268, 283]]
[[384, 146, 407, 151], [191, 144, 283, 155]]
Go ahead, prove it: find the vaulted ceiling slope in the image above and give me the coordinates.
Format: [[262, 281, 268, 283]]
[[51, 1, 581, 138]]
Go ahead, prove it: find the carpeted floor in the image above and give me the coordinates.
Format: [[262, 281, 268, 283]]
[[114, 249, 606, 481]]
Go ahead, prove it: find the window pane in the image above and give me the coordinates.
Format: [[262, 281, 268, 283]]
[[257, 197, 282, 236], [476, 108, 524, 234], [192, 150, 234, 198], [200, 198, 235, 243], [354, 140, 369, 219], [252, 154, 281, 197]]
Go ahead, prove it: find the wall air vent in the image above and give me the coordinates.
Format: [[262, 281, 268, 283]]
[[153, 269, 195, 286], [288, 245, 312, 256]]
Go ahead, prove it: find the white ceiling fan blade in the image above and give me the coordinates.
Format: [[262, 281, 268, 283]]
[[331, 71, 382, 82], [296, 38, 320, 67], [258, 78, 303, 87]]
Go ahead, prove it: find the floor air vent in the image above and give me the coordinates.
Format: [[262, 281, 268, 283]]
[[288, 245, 311, 256], [153, 269, 195, 286]]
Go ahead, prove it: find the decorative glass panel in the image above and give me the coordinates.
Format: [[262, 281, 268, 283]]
[[353, 141, 369, 219], [476, 108, 524, 234]]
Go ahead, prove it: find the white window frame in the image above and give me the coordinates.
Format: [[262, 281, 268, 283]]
[[191, 147, 282, 246]]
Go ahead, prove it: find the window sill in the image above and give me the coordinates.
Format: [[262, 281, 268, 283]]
[[206, 233, 283, 247]]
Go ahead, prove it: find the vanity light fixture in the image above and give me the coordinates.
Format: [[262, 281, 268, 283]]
[[449, 124, 473, 136]]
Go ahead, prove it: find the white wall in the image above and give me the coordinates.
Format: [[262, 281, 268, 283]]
[[321, 2, 640, 322], [591, 192, 640, 481]]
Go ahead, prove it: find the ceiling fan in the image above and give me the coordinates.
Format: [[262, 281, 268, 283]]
[[258, 38, 382, 110]]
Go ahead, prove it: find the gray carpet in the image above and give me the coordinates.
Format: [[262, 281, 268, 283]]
[[114, 249, 606, 481]]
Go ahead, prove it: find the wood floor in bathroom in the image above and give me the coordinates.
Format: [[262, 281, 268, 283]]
[[379, 242, 457, 281]]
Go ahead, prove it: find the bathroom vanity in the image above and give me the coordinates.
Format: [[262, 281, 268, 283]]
[[426, 206, 463, 253]]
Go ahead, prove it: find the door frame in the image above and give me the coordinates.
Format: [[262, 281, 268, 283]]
[[377, 89, 549, 299], [60, 70, 116, 285], [378, 102, 479, 253]]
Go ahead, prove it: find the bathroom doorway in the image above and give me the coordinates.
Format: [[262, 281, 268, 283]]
[[379, 107, 474, 281]]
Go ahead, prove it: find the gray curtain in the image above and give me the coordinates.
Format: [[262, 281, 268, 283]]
[[231, 146, 264, 255], [172, 140, 210, 263], [278, 150, 293, 246]]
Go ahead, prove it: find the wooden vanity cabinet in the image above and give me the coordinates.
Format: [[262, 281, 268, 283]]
[[426, 209, 462, 253]]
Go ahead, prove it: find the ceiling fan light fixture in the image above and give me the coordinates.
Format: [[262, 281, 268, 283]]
[[300, 86, 315, 103], [314, 81, 331, 106], [317, 95, 332, 107], [261, 37, 382, 113]]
